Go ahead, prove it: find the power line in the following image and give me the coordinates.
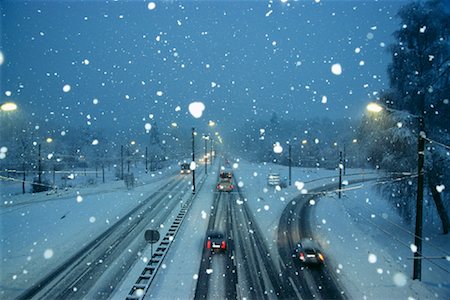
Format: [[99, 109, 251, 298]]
[[425, 137, 450, 150]]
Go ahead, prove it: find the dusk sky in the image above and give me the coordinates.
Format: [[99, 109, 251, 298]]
[[2, 0, 409, 135]]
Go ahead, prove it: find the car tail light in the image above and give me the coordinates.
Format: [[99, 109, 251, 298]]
[[230, 185, 234, 190], [221, 241, 226, 249], [318, 253, 324, 261], [299, 252, 305, 261], [207, 240, 211, 249]]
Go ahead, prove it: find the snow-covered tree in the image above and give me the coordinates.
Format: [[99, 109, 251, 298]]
[[365, 0, 450, 232]]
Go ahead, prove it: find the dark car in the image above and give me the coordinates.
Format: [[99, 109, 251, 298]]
[[292, 238, 325, 265], [205, 231, 227, 253], [180, 163, 191, 174], [217, 180, 234, 192]]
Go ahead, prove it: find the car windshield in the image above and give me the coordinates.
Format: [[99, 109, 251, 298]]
[[209, 233, 224, 239], [1, 1, 449, 299]]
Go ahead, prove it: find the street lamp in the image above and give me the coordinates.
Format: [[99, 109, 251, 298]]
[[366, 101, 425, 281], [1, 102, 18, 111]]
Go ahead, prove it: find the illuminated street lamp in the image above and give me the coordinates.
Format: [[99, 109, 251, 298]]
[[0, 102, 17, 111], [366, 102, 384, 113], [367, 101, 425, 281]]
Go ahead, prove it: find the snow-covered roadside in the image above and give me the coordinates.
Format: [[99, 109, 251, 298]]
[[314, 185, 450, 299], [0, 166, 178, 299]]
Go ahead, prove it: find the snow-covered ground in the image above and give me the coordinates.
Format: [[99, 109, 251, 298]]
[[1, 158, 448, 299], [315, 185, 450, 299], [0, 163, 179, 298]]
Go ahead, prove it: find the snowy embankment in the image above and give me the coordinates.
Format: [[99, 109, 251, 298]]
[[0, 164, 178, 299], [315, 186, 450, 299], [233, 158, 449, 299]]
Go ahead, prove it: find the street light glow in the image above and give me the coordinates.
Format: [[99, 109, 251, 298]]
[[208, 120, 216, 127], [46, 137, 53, 143], [367, 102, 383, 113], [1, 102, 18, 111]]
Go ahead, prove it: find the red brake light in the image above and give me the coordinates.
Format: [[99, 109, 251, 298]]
[[207, 240, 211, 249], [299, 252, 305, 261], [221, 241, 226, 249]]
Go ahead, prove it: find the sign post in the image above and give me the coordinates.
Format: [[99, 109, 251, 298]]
[[144, 229, 160, 262]]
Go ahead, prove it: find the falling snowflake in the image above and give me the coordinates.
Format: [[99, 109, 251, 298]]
[[43, 249, 54, 259], [368, 253, 377, 263], [393, 272, 407, 287], [188, 102, 205, 118], [273, 142, 283, 154], [147, 2, 156, 10], [331, 64, 342, 75], [63, 84, 71, 92], [436, 185, 445, 193], [295, 181, 305, 190]]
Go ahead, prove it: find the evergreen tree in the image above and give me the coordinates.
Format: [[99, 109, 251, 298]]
[[367, 0, 449, 232]]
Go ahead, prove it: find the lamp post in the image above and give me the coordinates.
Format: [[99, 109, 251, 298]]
[[367, 102, 424, 280], [192, 127, 196, 194], [203, 135, 209, 175], [288, 143, 292, 186]]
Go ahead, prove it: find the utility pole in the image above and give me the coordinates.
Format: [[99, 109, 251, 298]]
[[145, 146, 148, 173], [38, 143, 42, 185], [102, 164, 105, 183], [413, 113, 425, 280], [343, 145, 347, 175], [22, 162, 26, 194], [204, 136, 208, 175], [338, 151, 343, 199], [192, 127, 196, 194], [288, 144, 292, 186], [120, 145, 124, 180], [210, 139, 213, 165], [127, 147, 131, 174]]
